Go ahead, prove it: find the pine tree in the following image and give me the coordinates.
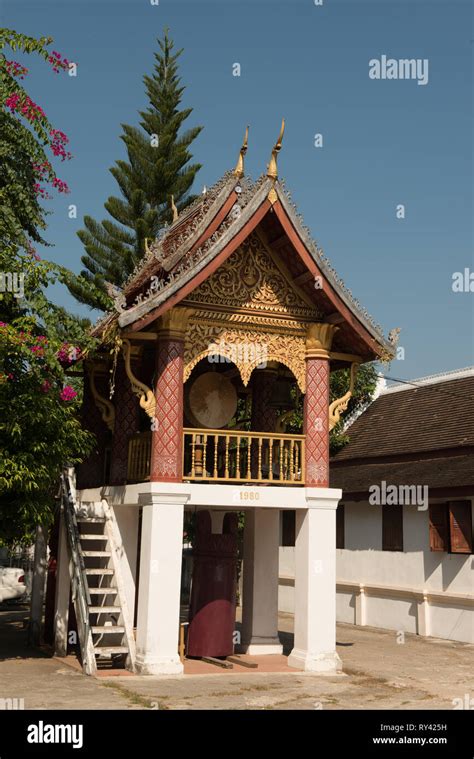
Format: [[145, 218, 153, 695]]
[[67, 30, 203, 310]]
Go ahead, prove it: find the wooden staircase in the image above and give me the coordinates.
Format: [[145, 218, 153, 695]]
[[61, 469, 136, 674]]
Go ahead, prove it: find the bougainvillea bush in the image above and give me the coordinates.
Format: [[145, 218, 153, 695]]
[[0, 31, 96, 542]]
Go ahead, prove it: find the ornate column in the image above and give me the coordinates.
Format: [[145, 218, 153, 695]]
[[304, 323, 339, 487], [150, 308, 190, 483]]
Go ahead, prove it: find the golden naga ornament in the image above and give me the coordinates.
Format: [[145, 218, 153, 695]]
[[267, 118, 285, 181], [233, 125, 249, 179], [328, 362, 359, 431], [121, 338, 156, 419], [87, 363, 115, 432], [170, 195, 179, 223]]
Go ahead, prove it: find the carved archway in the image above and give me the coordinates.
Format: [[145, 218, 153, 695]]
[[183, 322, 306, 393]]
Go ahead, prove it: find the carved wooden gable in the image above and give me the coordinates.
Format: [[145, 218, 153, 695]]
[[183, 232, 320, 321], [182, 233, 320, 392]]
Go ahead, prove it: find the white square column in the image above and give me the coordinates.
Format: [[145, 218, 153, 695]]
[[135, 492, 188, 675], [241, 508, 283, 655], [288, 490, 342, 673], [54, 510, 71, 657]]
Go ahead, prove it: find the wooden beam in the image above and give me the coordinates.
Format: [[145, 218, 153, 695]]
[[325, 312, 345, 325], [292, 271, 314, 286], [122, 331, 158, 341], [330, 351, 364, 364]]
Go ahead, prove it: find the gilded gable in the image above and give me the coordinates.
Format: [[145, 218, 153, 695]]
[[183, 233, 321, 320]]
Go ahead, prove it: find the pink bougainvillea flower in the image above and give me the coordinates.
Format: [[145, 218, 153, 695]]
[[5, 60, 28, 79], [60, 385, 77, 401], [41, 380, 52, 393], [57, 343, 79, 365], [52, 177, 70, 193]]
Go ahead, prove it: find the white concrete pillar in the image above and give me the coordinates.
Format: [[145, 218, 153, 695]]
[[28, 523, 48, 646], [135, 492, 188, 675], [355, 584, 367, 626], [54, 511, 71, 656], [241, 508, 282, 655], [418, 592, 430, 637], [288, 491, 342, 672]]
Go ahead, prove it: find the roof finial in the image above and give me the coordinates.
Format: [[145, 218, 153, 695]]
[[267, 118, 285, 180], [233, 125, 249, 178], [170, 195, 178, 223]]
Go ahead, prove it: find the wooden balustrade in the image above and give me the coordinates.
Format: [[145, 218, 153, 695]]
[[127, 428, 305, 485], [182, 428, 305, 484]]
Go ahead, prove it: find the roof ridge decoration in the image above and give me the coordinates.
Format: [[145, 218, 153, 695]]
[[382, 366, 474, 394], [121, 169, 241, 294], [233, 125, 249, 179], [170, 195, 179, 223], [267, 119, 285, 205], [118, 175, 271, 328]]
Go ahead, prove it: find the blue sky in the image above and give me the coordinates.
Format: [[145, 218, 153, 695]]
[[3, 0, 473, 380]]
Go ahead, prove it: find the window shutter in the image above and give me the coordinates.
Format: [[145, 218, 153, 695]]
[[382, 505, 403, 551], [449, 501, 473, 554], [281, 510, 295, 547], [336, 504, 345, 549], [429, 503, 449, 552]]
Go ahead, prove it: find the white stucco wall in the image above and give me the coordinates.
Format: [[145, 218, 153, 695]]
[[340, 500, 473, 594], [279, 499, 474, 644], [113, 505, 139, 620]]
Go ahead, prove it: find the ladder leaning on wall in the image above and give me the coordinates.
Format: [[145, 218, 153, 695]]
[[60, 467, 136, 675]]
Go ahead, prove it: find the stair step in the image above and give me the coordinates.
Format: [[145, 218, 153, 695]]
[[94, 646, 128, 656], [88, 606, 120, 613], [85, 568, 114, 575], [88, 587, 117, 594], [92, 626, 125, 634], [80, 534, 108, 541], [81, 550, 111, 557], [77, 517, 106, 523]]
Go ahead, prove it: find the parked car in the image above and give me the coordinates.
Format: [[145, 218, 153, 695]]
[[0, 567, 27, 603]]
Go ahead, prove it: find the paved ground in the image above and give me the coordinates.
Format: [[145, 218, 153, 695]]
[[1, 604, 472, 710]]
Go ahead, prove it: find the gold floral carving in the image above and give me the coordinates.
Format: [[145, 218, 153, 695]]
[[306, 322, 340, 359], [328, 362, 359, 431], [184, 233, 321, 321], [88, 363, 115, 432], [122, 338, 156, 419], [184, 322, 306, 392]]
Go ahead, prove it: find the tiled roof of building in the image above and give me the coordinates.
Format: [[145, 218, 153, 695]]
[[330, 368, 474, 492], [333, 369, 474, 461], [330, 453, 474, 494]]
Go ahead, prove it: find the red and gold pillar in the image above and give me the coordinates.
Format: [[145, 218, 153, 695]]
[[150, 309, 190, 483], [304, 323, 338, 487]]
